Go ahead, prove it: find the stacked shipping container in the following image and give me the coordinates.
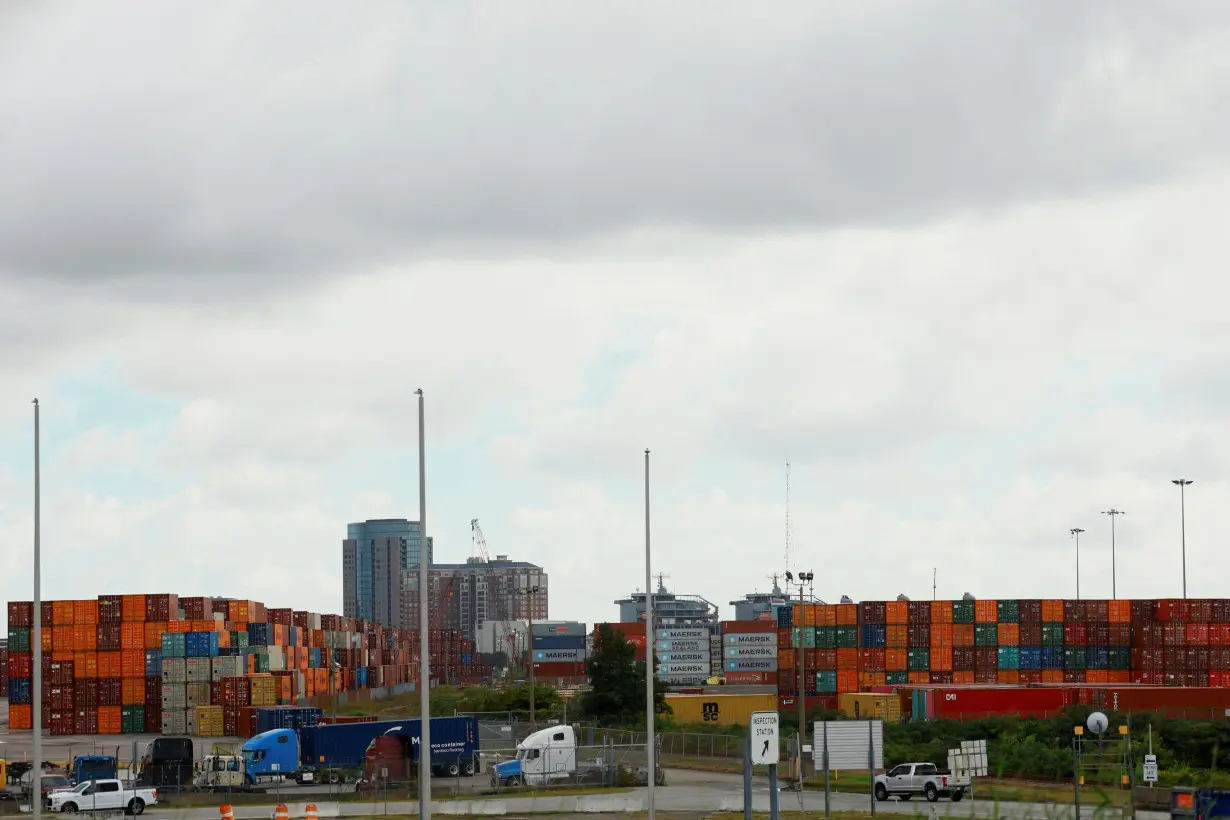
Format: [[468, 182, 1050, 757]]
[[532, 622, 587, 684], [5, 594, 491, 736]]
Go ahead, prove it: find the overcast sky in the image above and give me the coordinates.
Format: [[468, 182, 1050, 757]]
[[3, 1, 1230, 629]]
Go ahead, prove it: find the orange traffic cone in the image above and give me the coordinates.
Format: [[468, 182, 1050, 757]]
[[220, 805, 234, 820], [274, 804, 289, 820], [305, 804, 319, 820]]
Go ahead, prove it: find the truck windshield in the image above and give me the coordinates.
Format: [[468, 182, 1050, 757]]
[[243, 750, 265, 763]]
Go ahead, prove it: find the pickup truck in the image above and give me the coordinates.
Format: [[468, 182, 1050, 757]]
[[46, 778, 158, 815], [874, 763, 968, 803]]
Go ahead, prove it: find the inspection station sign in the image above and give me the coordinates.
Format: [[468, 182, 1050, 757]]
[[750, 711, 779, 765]]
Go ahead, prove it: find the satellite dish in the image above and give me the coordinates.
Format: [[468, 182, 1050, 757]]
[[1087, 712, 1109, 734]]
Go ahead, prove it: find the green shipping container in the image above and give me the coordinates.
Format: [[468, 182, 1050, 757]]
[[7, 627, 30, 653], [1109, 647, 1130, 671], [121, 705, 146, 734], [816, 670, 837, 693], [952, 600, 975, 624], [885, 671, 908, 686], [161, 633, 187, 658], [997, 600, 1019, 623], [835, 626, 858, 649], [997, 646, 1020, 670], [231, 630, 250, 649], [1042, 623, 1064, 647], [974, 623, 998, 647], [907, 648, 930, 671], [254, 652, 270, 673], [816, 627, 836, 650], [1064, 647, 1085, 670]]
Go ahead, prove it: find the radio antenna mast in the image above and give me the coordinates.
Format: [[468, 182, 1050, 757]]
[[933, 568, 937, 601], [784, 462, 791, 572]]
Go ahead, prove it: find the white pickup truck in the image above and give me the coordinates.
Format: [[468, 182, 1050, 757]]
[[874, 763, 968, 803], [47, 778, 158, 814]]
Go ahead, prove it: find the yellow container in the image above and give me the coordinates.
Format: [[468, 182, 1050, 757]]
[[838, 692, 901, 722], [664, 693, 778, 727]]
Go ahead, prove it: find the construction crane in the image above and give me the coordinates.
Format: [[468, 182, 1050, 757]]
[[471, 518, 522, 674]]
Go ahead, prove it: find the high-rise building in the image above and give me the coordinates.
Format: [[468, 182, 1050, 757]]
[[342, 519, 433, 625], [400, 555, 547, 641]]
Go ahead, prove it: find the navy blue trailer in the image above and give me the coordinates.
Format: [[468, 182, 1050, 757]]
[[300, 717, 480, 780]]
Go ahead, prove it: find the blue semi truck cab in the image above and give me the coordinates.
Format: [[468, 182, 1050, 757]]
[[240, 730, 316, 785], [70, 756, 117, 785]]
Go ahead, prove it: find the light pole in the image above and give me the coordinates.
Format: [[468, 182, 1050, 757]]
[[1102, 510, 1124, 599], [785, 570, 813, 776], [415, 389, 431, 820], [520, 584, 540, 725], [1070, 528, 1085, 600], [32, 399, 41, 820], [1172, 480, 1193, 598], [644, 449, 655, 820]]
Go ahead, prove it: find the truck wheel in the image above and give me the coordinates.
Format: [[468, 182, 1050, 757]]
[[952, 789, 965, 802], [509, 776, 523, 788], [61, 803, 77, 813], [128, 798, 145, 816], [924, 784, 939, 803], [447, 763, 460, 777], [461, 761, 474, 777], [874, 784, 888, 802]]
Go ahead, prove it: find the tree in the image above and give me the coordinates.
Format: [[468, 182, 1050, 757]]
[[580, 624, 671, 725]]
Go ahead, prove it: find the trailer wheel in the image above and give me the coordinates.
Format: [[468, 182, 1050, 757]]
[[461, 761, 474, 777], [446, 763, 460, 777]]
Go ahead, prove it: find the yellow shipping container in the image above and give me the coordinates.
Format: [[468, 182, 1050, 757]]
[[837, 693, 901, 722], [664, 693, 777, 727]]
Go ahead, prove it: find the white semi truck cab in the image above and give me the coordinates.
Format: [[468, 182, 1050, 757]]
[[492, 725, 578, 787]]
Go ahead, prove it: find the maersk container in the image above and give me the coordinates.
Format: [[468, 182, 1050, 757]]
[[532, 636, 585, 650]]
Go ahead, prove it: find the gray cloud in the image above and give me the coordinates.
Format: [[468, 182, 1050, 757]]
[[4, 1, 1230, 286]]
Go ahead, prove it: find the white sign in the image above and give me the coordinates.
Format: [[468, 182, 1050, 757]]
[[1143, 754, 1158, 784], [750, 711, 779, 765], [813, 720, 884, 771], [948, 739, 988, 777]]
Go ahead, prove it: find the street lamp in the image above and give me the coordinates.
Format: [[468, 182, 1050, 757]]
[[520, 585, 541, 725], [415, 388, 431, 820], [1101, 510, 1124, 599], [32, 399, 41, 820], [784, 570, 813, 772], [1172, 480, 1193, 598], [1070, 528, 1085, 600]]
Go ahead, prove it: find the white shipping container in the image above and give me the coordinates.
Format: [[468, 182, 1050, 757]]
[[308, 613, 322, 630], [162, 659, 187, 685], [186, 682, 211, 708], [162, 709, 186, 735], [161, 683, 186, 710], [185, 657, 212, 683], [185, 708, 198, 734], [266, 646, 286, 671], [212, 656, 245, 681]]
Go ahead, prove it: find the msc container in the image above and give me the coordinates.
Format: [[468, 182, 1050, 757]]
[[838, 692, 901, 722]]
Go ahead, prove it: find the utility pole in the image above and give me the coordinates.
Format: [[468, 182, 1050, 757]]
[[786, 570, 813, 780], [415, 389, 431, 820], [1070, 528, 1085, 600], [1102, 510, 1124, 599], [32, 398, 41, 820], [1172, 480, 1193, 598], [521, 584, 540, 725], [644, 449, 655, 820]]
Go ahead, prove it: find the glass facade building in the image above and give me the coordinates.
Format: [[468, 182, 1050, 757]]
[[342, 518, 434, 625]]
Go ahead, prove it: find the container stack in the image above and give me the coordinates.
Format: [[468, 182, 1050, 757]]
[[721, 620, 778, 685], [655, 626, 711, 687], [531, 622, 587, 684]]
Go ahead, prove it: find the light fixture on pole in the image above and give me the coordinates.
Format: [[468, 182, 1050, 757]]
[[415, 388, 431, 820], [644, 449, 655, 820], [1101, 510, 1124, 599], [1172, 479, 1193, 598], [521, 584, 540, 725], [1070, 528, 1085, 600], [784, 569, 813, 775]]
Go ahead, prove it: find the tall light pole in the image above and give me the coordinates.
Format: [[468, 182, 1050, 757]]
[[521, 584, 540, 725], [1172, 479, 1193, 598], [32, 399, 41, 820], [1070, 528, 1085, 600], [1102, 510, 1124, 599], [415, 389, 431, 820], [785, 570, 813, 776], [644, 449, 655, 820]]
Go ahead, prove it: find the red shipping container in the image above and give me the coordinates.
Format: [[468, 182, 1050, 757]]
[[8, 651, 32, 679], [1063, 600, 1082, 623], [74, 707, 99, 735], [1109, 623, 1131, 646], [1020, 623, 1042, 646], [908, 601, 930, 623], [1188, 623, 1211, 646], [1019, 669, 1043, 684], [859, 601, 886, 624], [97, 596, 123, 624], [98, 678, 122, 707], [8, 602, 33, 628], [907, 623, 931, 648], [932, 687, 1071, 719], [1019, 600, 1042, 623], [1064, 623, 1087, 646], [952, 646, 975, 672], [1087, 623, 1109, 646], [1064, 669, 1086, 683], [859, 649, 886, 672], [719, 620, 776, 634], [1132, 600, 1157, 623], [1192, 600, 1214, 624], [929, 671, 953, 684]]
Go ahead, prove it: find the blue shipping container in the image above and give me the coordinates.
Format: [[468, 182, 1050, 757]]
[[1019, 646, 1042, 670], [309, 648, 322, 668], [1086, 646, 1109, 670], [8, 678, 31, 704], [356, 667, 368, 687], [531, 636, 585, 650], [997, 646, 1020, 670], [144, 650, 163, 677], [248, 623, 271, 647], [860, 624, 887, 649], [255, 707, 322, 734], [186, 632, 220, 658], [1041, 646, 1063, 670], [776, 606, 793, 628], [461, 653, 473, 665]]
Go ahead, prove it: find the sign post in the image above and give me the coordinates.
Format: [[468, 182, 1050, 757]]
[[1143, 755, 1158, 785], [751, 712, 780, 820], [743, 731, 752, 820]]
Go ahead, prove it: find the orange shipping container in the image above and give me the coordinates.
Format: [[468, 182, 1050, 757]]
[[931, 646, 953, 672], [73, 651, 98, 679], [74, 600, 99, 626], [121, 623, 143, 650], [73, 625, 98, 652], [53, 627, 74, 653], [836, 648, 859, 671], [1042, 669, 1064, 683], [886, 649, 908, 672], [168, 620, 192, 634], [953, 624, 975, 647], [998, 624, 1020, 646], [1042, 600, 1064, 622], [42, 629, 53, 653], [836, 604, 857, 626], [837, 670, 859, 692], [1086, 670, 1109, 684], [817, 605, 837, 627], [779, 649, 796, 669], [1109, 600, 1131, 623], [52, 651, 74, 662], [953, 671, 975, 684], [1108, 670, 1131, 684], [145, 622, 166, 650], [887, 625, 908, 649], [9, 705, 32, 730], [886, 601, 908, 625], [121, 595, 145, 623], [931, 601, 953, 624], [121, 650, 144, 678], [908, 671, 930, 684], [975, 600, 998, 623], [98, 651, 122, 679], [861, 671, 886, 689], [998, 670, 1020, 685], [98, 706, 122, 734], [53, 601, 75, 626], [122, 678, 144, 705], [800, 605, 816, 627], [930, 624, 954, 647]]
